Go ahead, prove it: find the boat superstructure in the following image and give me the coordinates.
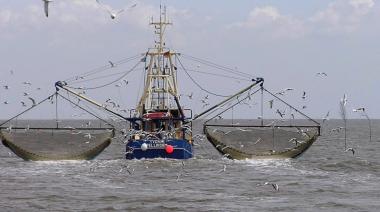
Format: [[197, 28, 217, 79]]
[[125, 7, 193, 159]]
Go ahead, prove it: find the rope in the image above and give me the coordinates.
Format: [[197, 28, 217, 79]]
[[263, 87, 320, 126], [181, 53, 256, 79], [64, 54, 141, 83], [176, 55, 230, 98], [0, 93, 56, 127], [66, 60, 142, 90], [205, 87, 261, 123], [57, 93, 117, 129], [177, 67, 251, 82]]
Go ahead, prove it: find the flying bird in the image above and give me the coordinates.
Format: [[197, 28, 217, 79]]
[[345, 147, 355, 155], [275, 90, 285, 96], [3, 85, 9, 90], [353, 107, 365, 112], [289, 138, 299, 145], [218, 165, 227, 173], [276, 109, 285, 118], [316, 72, 327, 77], [22, 81, 32, 86], [42, 0, 53, 17], [264, 182, 279, 191], [186, 92, 193, 100], [269, 100, 274, 109], [21, 101, 27, 107], [84, 133, 95, 139], [123, 79, 129, 86], [96, 0, 137, 19], [28, 97, 36, 106], [302, 91, 307, 100], [322, 111, 330, 123], [108, 60, 115, 67], [341, 94, 348, 106]]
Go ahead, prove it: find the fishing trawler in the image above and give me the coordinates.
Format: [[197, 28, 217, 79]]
[[124, 7, 193, 159], [0, 6, 320, 161]]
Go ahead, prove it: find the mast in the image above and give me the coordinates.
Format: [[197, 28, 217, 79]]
[[137, 5, 179, 114]]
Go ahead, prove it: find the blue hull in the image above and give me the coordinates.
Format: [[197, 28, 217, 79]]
[[126, 139, 193, 159]]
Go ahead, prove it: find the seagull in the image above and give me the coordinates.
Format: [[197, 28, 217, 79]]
[[21, 101, 27, 107], [186, 92, 193, 100], [316, 72, 327, 77], [221, 146, 230, 151], [302, 91, 307, 100], [269, 100, 274, 109], [276, 109, 285, 118], [4, 101, 10, 104], [123, 79, 129, 86], [353, 107, 365, 112], [253, 137, 262, 145], [42, 0, 53, 17], [341, 94, 348, 106], [237, 128, 250, 132], [264, 182, 279, 191], [202, 103, 210, 108], [108, 60, 115, 67], [218, 165, 227, 173], [84, 133, 95, 139], [345, 147, 355, 155], [302, 105, 307, 109], [23, 92, 29, 96], [28, 97, 36, 106], [275, 90, 285, 96], [322, 111, 330, 123], [3, 85, 9, 90], [289, 138, 298, 145], [22, 81, 32, 86], [96, 0, 136, 20], [331, 127, 344, 133]]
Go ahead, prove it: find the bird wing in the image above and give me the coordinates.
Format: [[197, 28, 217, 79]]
[[116, 9, 125, 15], [28, 97, 36, 105], [44, 1, 49, 17]]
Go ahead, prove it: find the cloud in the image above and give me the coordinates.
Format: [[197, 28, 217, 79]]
[[232, 0, 376, 38], [310, 0, 375, 33], [231, 6, 306, 39]]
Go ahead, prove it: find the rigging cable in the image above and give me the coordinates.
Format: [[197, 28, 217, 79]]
[[176, 55, 230, 98], [57, 93, 117, 129], [181, 54, 256, 79], [177, 67, 251, 82], [0, 93, 57, 127], [66, 60, 142, 90], [64, 54, 141, 83]]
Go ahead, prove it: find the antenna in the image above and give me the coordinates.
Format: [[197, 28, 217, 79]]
[[150, 4, 172, 53]]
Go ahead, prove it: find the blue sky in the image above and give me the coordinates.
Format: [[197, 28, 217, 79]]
[[0, 0, 379, 120]]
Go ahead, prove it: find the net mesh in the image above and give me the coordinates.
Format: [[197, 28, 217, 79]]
[[0, 128, 114, 161], [205, 125, 319, 159]]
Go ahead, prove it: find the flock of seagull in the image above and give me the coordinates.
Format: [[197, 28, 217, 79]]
[[41, 0, 137, 19]]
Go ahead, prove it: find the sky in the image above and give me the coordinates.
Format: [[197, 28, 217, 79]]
[[0, 0, 379, 121]]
